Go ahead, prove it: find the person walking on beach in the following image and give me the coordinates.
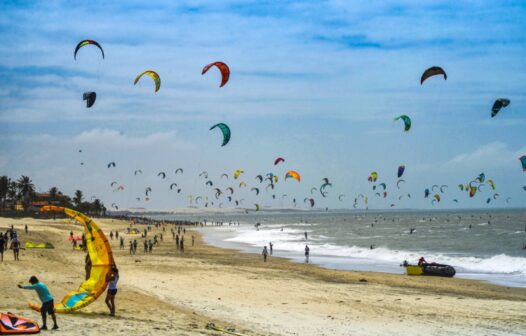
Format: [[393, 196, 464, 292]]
[[18, 276, 59, 330], [148, 240, 153, 253], [192, 235, 195, 246], [119, 236, 124, 250], [0, 234, 4, 262], [304, 245, 310, 263], [269, 242, 273, 255], [175, 235, 180, 250], [180, 236, 184, 253], [109, 231, 113, 240], [10, 237, 20, 261], [133, 240, 138, 254], [25, 224, 28, 235], [105, 266, 119, 316], [262, 246, 269, 262]]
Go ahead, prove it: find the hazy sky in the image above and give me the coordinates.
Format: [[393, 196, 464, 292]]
[[1, 1, 525, 210]]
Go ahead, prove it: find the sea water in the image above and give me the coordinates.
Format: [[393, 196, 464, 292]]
[[152, 209, 526, 287]]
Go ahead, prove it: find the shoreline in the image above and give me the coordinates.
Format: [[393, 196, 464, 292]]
[[198, 224, 526, 288], [1, 216, 525, 335]]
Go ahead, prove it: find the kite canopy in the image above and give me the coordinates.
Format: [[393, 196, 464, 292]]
[[74, 40, 104, 60], [107, 162, 116, 168], [210, 123, 231, 146], [394, 115, 411, 132], [134, 70, 161, 92], [368, 172, 378, 182], [234, 169, 244, 179], [421, 66, 447, 84], [285, 170, 301, 182], [519, 155, 526, 171], [32, 206, 115, 313], [0, 312, 40, 334], [83, 92, 96, 108], [491, 99, 510, 117], [397, 165, 405, 178], [274, 157, 285, 165], [202, 61, 230, 87]]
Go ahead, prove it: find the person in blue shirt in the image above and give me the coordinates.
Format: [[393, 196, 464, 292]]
[[18, 276, 58, 330]]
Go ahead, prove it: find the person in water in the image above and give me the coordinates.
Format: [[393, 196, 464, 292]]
[[105, 266, 119, 316], [418, 256, 428, 267], [19, 276, 58, 330], [305, 245, 310, 263]]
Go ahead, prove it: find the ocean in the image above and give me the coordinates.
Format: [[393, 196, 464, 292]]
[[151, 209, 526, 287]]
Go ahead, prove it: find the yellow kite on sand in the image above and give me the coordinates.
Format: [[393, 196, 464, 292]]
[[29, 206, 115, 313]]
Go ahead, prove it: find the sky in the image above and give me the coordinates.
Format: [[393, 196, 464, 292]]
[[0, 0, 525, 211]]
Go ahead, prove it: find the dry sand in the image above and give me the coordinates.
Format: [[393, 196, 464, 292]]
[[1, 216, 525, 335]]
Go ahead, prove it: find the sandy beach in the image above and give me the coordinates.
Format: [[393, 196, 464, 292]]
[[1, 216, 525, 336]]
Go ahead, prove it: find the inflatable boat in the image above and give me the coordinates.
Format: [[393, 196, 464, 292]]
[[404, 263, 456, 277]]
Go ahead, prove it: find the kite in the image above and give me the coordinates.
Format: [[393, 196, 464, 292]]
[[394, 115, 411, 132], [440, 185, 448, 193], [433, 194, 441, 202], [491, 99, 510, 118], [308, 198, 315, 208], [134, 169, 142, 175], [255, 175, 263, 183], [202, 61, 230, 87], [310, 188, 317, 194], [338, 194, 345, 201], [469, 186, 477, 198], [251, 187, 259, 195], [199, 171, 208, 178], [170, 183, 177, 190], [110, 182, 117, 187], [477, 173, 486, 183], [213, 188, 222, 199], [397, 165, 405, 178], [274, 157, 285, 165], [74, 40, 104, 60], [145, 187, 152, 196], [458, 184, 464, 191], [421, 66, 447, 85], [397, 179, 405, 189], [206, 180, 213, 186], [107, 162, 116, 168], [210, 123, 231, 146], [34, 206, 115, 313], [158, 172, 166, 179], [285, 170, 301, 182], [424, 188, 430, 198], [519, 156, 526, 171], [239, 182, 246, 188], [234, 169, 244, 179], [83, 92, 96, 108], [221, 173, 229, 179], [368, 172, 378, 182], [134, 70, 161, 93], [175, 168, 183, 174], [266, 184, 274, 192], [378, 183, 387, 190], [487, 179, 496, 190], [254, 204, 260, 211]]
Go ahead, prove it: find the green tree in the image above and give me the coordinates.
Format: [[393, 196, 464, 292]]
[[0, 176, 8, 211], [73, 190, 83, 208], [17, 175, 35, 210]]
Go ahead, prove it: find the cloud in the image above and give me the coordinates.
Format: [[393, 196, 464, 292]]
[[445, 142, 525, 171]]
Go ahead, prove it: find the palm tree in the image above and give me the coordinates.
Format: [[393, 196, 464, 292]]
[[17, 175, 35, 210], [73, 190, 83, 208], [0, 176, 8, 211], [93, 199, 102, 216], [48, 187, 58, 204]]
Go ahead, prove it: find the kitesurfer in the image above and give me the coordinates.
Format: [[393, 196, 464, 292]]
[[105, 266, 119, 316], [418, 257, 428, 267], [262, 246, 268, 262], [85, 254, 92, 280], [269, 242, 274, 255], [10, 238, 20, 261], [18, 276, 59, 330], [305, 245, 310, 263], [0, 233, 4, 262]]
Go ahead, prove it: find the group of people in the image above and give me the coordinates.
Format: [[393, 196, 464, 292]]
[[261, 242, 311, 263], [18, 265, 120, 330], [1, 225, 22, 261]]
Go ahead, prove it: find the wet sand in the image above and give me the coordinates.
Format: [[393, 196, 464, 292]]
[[1, 216, 525, 335]]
